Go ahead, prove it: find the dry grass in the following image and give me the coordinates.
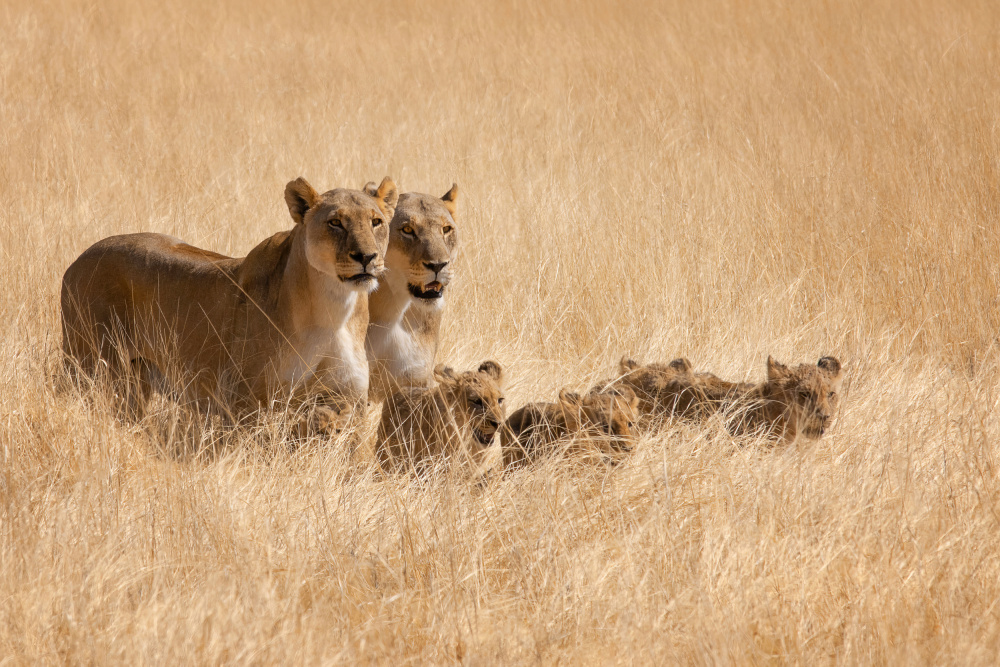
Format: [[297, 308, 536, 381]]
[[2, 0, 1000, 663]]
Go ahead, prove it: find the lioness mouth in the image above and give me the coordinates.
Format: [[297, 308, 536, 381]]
[[408, 282, 444, 300], [344, 273, 376, 284]]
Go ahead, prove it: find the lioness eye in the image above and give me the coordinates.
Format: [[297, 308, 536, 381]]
[[372, 216, 383, 228], [401, 226, 415, 236], [443, 225, 453, 234], [328, 218, 343, 229]]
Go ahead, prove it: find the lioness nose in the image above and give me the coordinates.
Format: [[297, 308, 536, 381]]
[[351, 252, 377, 270], [424, 261, 448, 275]]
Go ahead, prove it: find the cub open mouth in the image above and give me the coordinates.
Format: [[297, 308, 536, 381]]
[[408, 281, 444, 300]]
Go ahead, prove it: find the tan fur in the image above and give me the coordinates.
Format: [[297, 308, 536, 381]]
[[601, 355, 844, 441], [502, 387, 639, 470], [723, 356, 845, 441], [61, 177, 398, 431], [592, 356, 724, 429], [377, 360, 505, 472], [366, 185, 460, 399]]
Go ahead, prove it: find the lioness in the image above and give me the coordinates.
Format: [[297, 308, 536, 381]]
[[501, 387, 639, 470], [61, 177, 398, 430], [376, 360, 505, 472], [366, 185, 459, 399]]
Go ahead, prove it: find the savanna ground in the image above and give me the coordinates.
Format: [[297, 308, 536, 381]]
[[2, 0, 1000, 663]]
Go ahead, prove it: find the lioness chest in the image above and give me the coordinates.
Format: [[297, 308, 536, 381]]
[[279, 321, 370, 402]]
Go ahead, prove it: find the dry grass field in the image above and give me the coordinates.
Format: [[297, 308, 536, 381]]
[[2, 0, 1000, 663]]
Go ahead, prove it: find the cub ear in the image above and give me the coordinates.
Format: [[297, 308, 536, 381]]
[[434, 364, 457, 385], [371, 177, 398, 218], [817, 356, 842, 376], [766, 356, 790, 381], [441, 183, 458, 216], [558, 389, 583, 406], [284, 177, 319, 224], [614, 386, 638, 405], [477, 360, 503, 384], [363, 181, 378, 197], [668, 357, 693, 373], [619, 356, 640, 373]]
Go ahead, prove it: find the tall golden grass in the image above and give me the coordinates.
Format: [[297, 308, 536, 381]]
[[2, 0, 1000, 662]]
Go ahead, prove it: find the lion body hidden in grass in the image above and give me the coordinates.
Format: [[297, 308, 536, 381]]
[[377, 360, 506, 472], [599, 356, 844, 441], [502, 386, 639, 470]]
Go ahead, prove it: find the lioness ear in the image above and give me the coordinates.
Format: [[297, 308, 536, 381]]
[[285, 177, 319, 224], [558, 389, 582, 406], [619, 357, 639, 373], [766, 356, 790, 381], [441, 183, 458, 216], [477, 360, 503, 384], [817, 356, 842, 376], [372, 177, 398, 218]]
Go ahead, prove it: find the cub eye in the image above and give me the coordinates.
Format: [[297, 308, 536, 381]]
[[372, 216, 383, 228], [401, 226, 415, 236], [828, 391, 836, 399], [471, 398, 484, 407], [443, 225, 453, 234], [328, 219, 344, 230], [498, 397, 505, 404]]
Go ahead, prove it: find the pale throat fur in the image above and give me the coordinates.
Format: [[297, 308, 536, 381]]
[[366, 185, 459, 399]]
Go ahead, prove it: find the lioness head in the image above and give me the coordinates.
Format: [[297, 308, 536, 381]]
[[284, 177, 398, 292], [434, 360, 505, 449], [761, 356, 844, 440], [375, 184, 459, 305], [559, 387, 640, 450]]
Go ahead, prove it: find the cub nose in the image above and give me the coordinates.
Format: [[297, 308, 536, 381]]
[[424, 261, 448, 275], [351, 252, 377, 270]]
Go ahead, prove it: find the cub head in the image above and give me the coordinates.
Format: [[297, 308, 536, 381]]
[[377, 184, 459, 306], [284, 176, 398, 292], [559, 386, 640, 450], [434, 360, 506, 449], [763, 356, 844, 440]]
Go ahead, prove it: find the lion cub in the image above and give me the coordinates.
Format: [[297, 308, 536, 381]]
[[592, 356, 740, 429], [501, 387, 639, 470], [377, 361, 506, 472], [601, 355, 844, 441], [724, 356, 844, 441]]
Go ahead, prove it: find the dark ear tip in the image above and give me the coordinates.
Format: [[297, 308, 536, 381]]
[[477, 360, 503, 381], [817, 356, 842, 373], [669, 357, 692, 372]]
